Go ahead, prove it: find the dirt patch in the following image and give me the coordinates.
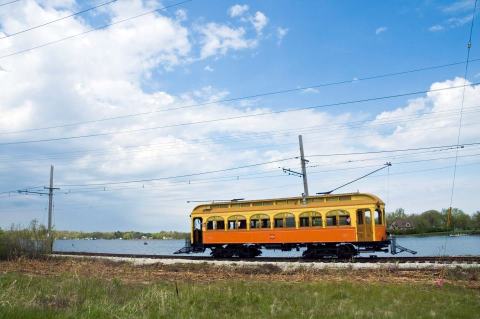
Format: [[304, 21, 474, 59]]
[[1, 256, 479, 289]]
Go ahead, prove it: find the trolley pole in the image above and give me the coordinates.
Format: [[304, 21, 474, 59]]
[[298, 135, 309, 197]]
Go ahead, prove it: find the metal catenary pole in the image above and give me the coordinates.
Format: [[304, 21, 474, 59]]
[[298, 135, 309, 197]]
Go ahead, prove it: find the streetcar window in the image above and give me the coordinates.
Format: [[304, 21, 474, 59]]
[[251, 214, 270, 229], [238, 220, 247, 229], [326, 215, 337, 226], [299, 212, 310, 227], [357, 210, 364, 225], [285, 216, 295, 228], [365, 210, 372, 225], [194, 218, 202, 230], [300, 217, 309, 227], [261, 218, 270, 228], [339, 215, 351, 226], [312, 216, 322, 227], [375, 208, 383, 225], [326, 211, 338, 226], [299, 212, 322, 227], [274, 218, 284, 228], [274, 213, 295, 228], [207, 221, 214, 230], [207, 217, 225, 230], [227, 215, 246, 230]]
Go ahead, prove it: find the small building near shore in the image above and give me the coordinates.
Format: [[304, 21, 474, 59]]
[[389, 219, 415, 231]]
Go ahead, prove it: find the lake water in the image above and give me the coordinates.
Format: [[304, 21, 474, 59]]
[[53, 235, 480, 257]]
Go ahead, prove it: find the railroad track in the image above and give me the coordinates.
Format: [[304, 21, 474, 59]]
[[51, 251, 480, 264]]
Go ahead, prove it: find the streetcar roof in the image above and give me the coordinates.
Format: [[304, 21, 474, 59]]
[[190, 192, 384, 214]]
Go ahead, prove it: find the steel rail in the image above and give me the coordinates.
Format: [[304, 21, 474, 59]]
[[51, 251, 480, 264]]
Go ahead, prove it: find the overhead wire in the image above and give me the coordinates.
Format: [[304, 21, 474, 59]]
[[0, 0, 118, 40], [47, 141, 480, 188], [4, 149, 480, 204], [1, 103, 478, 159], [1, 58, 479, 135], [306, 142, 480, 158], [439, 0, 479, 262], [1, 105, 479, 166], [18, 146, 480, 195], [2, 141, 478, 197], [0, 0, 21, 7], [0, 0, 193, 60], [1, 82, 478, 146], [448, 0, 478, 220], [9, 145, 474, 196]]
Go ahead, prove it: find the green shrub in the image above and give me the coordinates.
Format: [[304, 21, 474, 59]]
[[0, 220, 51, 260]]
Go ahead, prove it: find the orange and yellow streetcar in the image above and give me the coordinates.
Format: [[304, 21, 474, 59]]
[[179, 192, 391, 258]]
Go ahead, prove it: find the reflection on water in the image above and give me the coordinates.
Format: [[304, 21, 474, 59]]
[[53, 235, 480, 257]]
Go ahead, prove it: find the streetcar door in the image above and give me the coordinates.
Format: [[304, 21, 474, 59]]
[[356, 209, 373, 241], [356, 210, 366, 241], [193, 217, 203, 246], [364, 210, 373, 241]]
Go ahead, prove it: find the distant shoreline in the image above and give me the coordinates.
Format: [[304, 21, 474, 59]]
[[393, 230, 480, 237]]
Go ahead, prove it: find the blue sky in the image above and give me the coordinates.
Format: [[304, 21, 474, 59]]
[[0, 0, 479, 231]]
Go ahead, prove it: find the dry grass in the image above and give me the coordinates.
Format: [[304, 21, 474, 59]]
[[1, 256, 479, 289]]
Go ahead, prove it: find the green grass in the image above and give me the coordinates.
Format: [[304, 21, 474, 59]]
[[0, 273, 479, 319]]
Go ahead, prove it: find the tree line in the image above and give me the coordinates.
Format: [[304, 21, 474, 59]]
[[387, 208, 480, 235], [53, 230, 189, 240]]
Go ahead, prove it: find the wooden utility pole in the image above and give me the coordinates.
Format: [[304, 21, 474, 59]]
[[44, 165, 59, 238]]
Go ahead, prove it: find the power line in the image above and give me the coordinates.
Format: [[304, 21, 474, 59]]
[[3, 103, 479, 155], [306, 142, 479, 158], [49, 141, 480, 188], [2, 144, 472, 196], [0, 0, 192, 60], [1, 119, 478, 171], [55, 156, 299, 187], [7, 154, 480, 198], [0, 0, 21, 7], [1, 105, 478, 166], [4, 149, 480, 198], [1, 82, 477, 146], [448, 0, 478, 218], [2, 59, 479, 136], [0, 0, 117, 40]]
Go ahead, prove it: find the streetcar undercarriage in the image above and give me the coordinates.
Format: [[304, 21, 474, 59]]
[[200, 241, 391, 259]]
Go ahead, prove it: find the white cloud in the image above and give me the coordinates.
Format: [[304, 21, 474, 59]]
[[431, 1, 475, 31], [375, 26, 387, 35], [204, 65, 214, 72], [368, 77, 480, 149], [175, 9, 187, 21], [429, 24, 444, 32], [447, 14, 473, 27], [250, 11, 268, 33], [301, 88, 319, 94], [229, 4, 249, 17], [197, 23, 257, 59], [442, 0, 475, 13], [276, 27, 288, 44]]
